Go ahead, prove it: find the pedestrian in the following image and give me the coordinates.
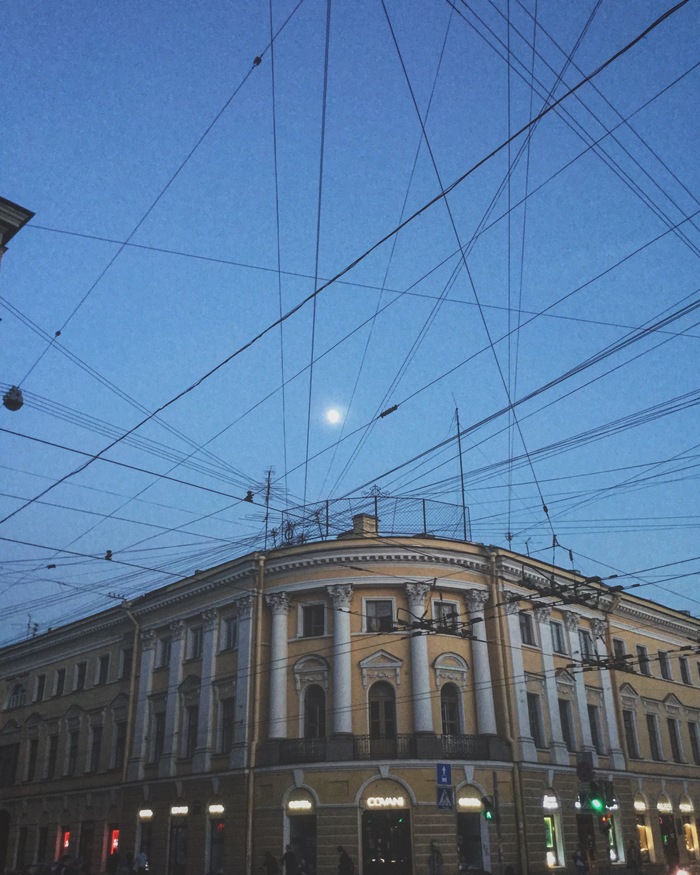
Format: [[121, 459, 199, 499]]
[[133, 849, 148, 875], [573, 846, 587, 875], [281, 845, 299, 875], [337, 846, 354, 875], [428, 841, 443, 875]]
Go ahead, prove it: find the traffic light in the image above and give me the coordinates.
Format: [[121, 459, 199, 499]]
[[481, 796, 495, 821], [589, 781, 605, 813], [599, 814, 612, 835]]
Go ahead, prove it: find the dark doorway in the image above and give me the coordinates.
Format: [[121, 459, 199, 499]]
[[658, 815, 679, 870], [457, 812, 483, 870], [576, 813, 598, 875], [362, 809, 412, 875], [290, 815, 317, 875], [79, 821, 96, 874], [209, 819, 225, 875], [168, 819, 188, 875]]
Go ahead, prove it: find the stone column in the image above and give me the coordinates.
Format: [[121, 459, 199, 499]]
[[127, 629, 155, 781], [466, 589, 498, 735], [406, 582, 433, 733], [193, 610, 218, 772], [505, 601, 538, 760], [234, 596, 254, 754], [563, 611, 595, 756], [327, 584, 353, 735], [592, 618, 626, 769], [266, 593, 291, 739], [159, 620, 185, 777], [534, 606, 569, 764]]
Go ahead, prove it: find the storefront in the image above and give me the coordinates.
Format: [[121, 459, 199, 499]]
[[285, 789, 317, 874], [361, 786, 412, 875]]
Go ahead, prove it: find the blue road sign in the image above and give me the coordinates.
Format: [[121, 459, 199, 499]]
[[437, 763, 452, 785], [437, 786, 454, 810]]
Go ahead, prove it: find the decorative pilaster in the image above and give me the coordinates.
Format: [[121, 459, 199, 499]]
[[127, 629, 155, 781], [406, 583, 433, 733], [233, 596, 255, 758], [591, 618, 625, 768], [505, 600, 537, 760], [534, 606, 569, 764], [466, 589, 497, 735], [327, 584, 353, 734], [193, 610, 218, 772], [160, 621, 185, 777], [266, 593, 291, 738], [563, 611, 595, 757]]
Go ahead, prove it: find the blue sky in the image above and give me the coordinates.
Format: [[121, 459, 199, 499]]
[[1, 0, 699, 644]]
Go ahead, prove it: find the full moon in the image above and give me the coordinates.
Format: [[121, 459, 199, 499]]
[[326, 408, 341, 424]]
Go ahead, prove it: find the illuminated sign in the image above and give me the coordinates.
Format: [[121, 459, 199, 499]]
[[62, 831, 70, 850], [657, 801, 673, 813], [110, 830, 120, 852], [458, 797, 482, 809], [679, 802, 693, 813], [208, 804, 225, 815], [367, 797, 405, 808], [138, 809, 154, 821], [543, 795, 559, 810], [288, 800, 312, 811], [634, 800, 647, 812], [171, 806, 189, 816]]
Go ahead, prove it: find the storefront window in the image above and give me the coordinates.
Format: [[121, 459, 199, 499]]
[[542, 791, 562, 867]]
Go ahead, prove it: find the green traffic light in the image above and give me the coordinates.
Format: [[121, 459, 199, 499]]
[[590, 798, 604, 812], [484, 810, 493, 821]]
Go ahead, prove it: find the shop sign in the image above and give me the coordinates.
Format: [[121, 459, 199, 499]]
[[288, 800, 313, 811], [367, 796, 405, 808]]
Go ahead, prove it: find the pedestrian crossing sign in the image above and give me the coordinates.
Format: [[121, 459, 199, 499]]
[[437, 786, 454, 810]]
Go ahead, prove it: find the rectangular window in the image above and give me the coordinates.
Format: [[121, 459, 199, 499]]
[[97, 655, 110, 685], [26, 738, 39, 782], [188, 626, 203, 660], [302, 604, 325, 638], [183, 705, 199, 759], [113, 722, 127, 771], [220, 698, 235, 754], [646, 714, 662, 761], [622, 710, 640, 758], [37, 827, 48, 864], [679, 657, 691, 685], [0, 743, 20, 787], [66, 730, 80, 776], [366, 600, 393, 633], [152, 713, 166, 762], [46, 735, 58, 779], [519, 612, 536, 646], [89, 726, 103, 773], [579, 630, 594, 660], [120, 648, 133, 679], [75, 661, 87, 691], [588, 704, 602, 753], [222, 616, 238, 651], [55, 668, 66, 697], [157, 636, 172, 668], [659, 651, 671, 680], [612, 638, 626, 659], [550, 621, 566, 654], [558, 698, 575, 751], [667, 718, 682, 763], [637, 646, 651, 676], [16, 826, 28, 870], [35, 674, 46, 703], [527, 692, 545, 748], [434, 600, 459, 630], [689, 722, 700, 766]]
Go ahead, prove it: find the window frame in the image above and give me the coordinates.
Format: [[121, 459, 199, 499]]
[[440, 683, 462, 736], [637, 645, 652, 676], [587, 703, 603, 753], [119, 647, 133, 680], [622, 709, 641, 759], [219, 698, 236, 754], [74, 661, 87, 692], [157, 635, 172, 669], [365, 599, 394, 633], [688, 722, 700, 766], [558, 698, 575, 751], [579, 629, 595, 660], [97, 654, 110, 686], [519, 612, 536, 647], [550, 621, 567, 655], [527, 691, 546, 748], [301, 603, 325, 638], [54, 668, 65, 697], [188, 626, 203, 660], [434, 600, 460, 631], [658, 651, 671, 680], [34, 674, 46, 703], [667, 717, 683, 763], [679, 657, 691, 685], [646, 713, 663, 761], [221, 616, 238, 651]]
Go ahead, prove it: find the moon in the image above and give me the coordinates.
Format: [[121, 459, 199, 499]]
[[326, 408, 341, 425]]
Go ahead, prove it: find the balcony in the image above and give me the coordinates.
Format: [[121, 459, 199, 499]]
[[258, 733, 509, 766]]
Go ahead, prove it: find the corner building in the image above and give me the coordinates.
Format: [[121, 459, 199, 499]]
[[2, 515, 699, 875]]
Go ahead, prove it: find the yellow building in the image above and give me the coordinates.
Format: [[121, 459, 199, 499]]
[[2, 516, 699, 875]]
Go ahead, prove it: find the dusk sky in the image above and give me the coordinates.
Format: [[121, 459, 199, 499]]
[[1, 0, 699, 645]]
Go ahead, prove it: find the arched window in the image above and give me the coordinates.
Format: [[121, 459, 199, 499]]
[[441, 684, 461, 736], [303, 685, 326, 739], [369, 681, 396, 740]]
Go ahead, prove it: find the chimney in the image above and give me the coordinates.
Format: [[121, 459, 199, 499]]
[[337, 513, 378, 539]]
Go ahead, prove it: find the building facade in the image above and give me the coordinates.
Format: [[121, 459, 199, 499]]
[[2, 518, 699, 875]]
